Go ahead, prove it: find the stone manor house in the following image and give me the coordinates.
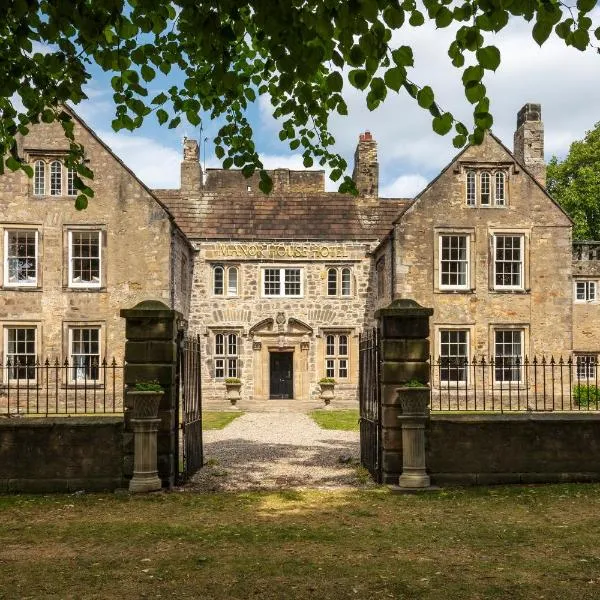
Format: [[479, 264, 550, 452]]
[[1, 103, 598, 406]]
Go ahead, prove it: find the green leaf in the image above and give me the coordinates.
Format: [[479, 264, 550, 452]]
[[141, 65, 155, 82], [383, 6, 405, 28], [348, 45, 365, 67], [476, 46, 501, 71], [532, 20, 553, 46], [326, 72, 343, 93], [475, 111, 493, 129], [392, 46, 414, 67], [348, 69, 369, 90], [75, 194, 88, 210], [577, 0, 597, 12], [432, 113, 453, 135], [409, 10, 425, 26], [435, 7, 453, 28], [417, 86, 434, 109], [6, 156, 20, 171], [452, 134, 467, 148], [465, 82, 486, 104], [384, 67, 405, 91], [156, 109, 168, 125]]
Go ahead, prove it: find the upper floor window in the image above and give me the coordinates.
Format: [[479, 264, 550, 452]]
[[439, 234, 469, 290], [262, 267, 302, 297], [4, 229, 38, 287], [32, 159, 77, 197], [68, 230, 101, 288], [325, 333, 348, 379], [327, 267, 352, 296], [493, 234, 523, 290], [575, 280, 597, 303], [215, 333, 239, 378], [465, 169, 508, 207], [213, 265, 238, 296], [3, 326, 37, 383]]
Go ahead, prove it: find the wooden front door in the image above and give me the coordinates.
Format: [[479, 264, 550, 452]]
[[270, 352, 293, 399]]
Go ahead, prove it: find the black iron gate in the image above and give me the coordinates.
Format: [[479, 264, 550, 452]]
[[176, 333, 203, 484], [359, 327, 382, 482]]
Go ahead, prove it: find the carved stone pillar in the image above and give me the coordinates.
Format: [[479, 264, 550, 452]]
[[129, 416, 162, 493]]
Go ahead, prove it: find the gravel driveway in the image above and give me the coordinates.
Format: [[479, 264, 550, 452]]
[[186, 411, 369, 492]]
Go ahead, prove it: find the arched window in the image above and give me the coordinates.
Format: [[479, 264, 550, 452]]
[[213, 266, 224, 295], [33, 161, 45, 195], [480, 172, 490, 205], [50, 161, 62, 195], [227, 267, 238, 296], [341, 268, 351, 296], [495, 172, 505, 205], [215, 333, 239, 378], [67, 166, 77, 196], [327, 268, 337, 295], [466, 171, 476, 206]]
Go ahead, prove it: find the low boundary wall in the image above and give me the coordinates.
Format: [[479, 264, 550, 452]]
[[427, 413, 600, 486], [0, 416, 125, 493]]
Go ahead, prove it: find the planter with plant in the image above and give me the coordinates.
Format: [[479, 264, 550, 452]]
[[225, 377, 242, 405], [319, 377, 336, 405], [397, 379, 430, 414], [127, 380, 164, 419]]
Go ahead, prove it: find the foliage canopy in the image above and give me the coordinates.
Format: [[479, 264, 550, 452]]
[[547, 121, 600, 240], [1, 0, 599, 206]]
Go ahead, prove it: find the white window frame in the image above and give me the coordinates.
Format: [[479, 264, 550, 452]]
[[4, 229, 38, 287], [3, 326, 38, 383], [466, 171, 476, 206], [213, 264, 239, 297], [50, 160, 63, 196], [68, 326, 101, 383], [261, 267, 304, 297], [439, 329, 469, 384], [575, 280, 597, 303], [439, 234, 470, 290], [494, 329, 524, 384], [493, 234, 524, 291], [480, 171, 491, 205], [324, 333, 349, 380], [326, 267, 352, 297], [68, 230, 102, 288], [67, 165, 77, 196], [33, 160, 46, 196], [576, 354, 597, 380], [214, 332, 239, 378], [495, 172, 506, 206]]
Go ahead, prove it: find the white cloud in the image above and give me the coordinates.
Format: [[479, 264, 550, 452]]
[[380, 174, 428, 198]]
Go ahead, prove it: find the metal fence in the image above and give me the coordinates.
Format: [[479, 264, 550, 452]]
[[430, 355, 600, 412], [0, 358, 124, 415]]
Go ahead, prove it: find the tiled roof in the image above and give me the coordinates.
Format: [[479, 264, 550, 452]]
[[152, 190, 412, 241]]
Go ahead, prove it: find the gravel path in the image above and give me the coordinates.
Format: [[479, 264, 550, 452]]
[[186, 411, 369, 492]]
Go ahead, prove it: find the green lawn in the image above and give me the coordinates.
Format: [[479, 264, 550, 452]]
[[202, 411, 244, 430], [309, 408, 360, 431], [2, 485, 600, 599]]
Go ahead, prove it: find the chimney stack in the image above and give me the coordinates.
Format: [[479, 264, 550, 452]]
[[514, 103, 545, 186], [180, 137, 202, 193], [352, 131, 379, 197]]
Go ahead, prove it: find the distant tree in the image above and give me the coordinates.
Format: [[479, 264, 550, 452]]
[[547, 122, 600, 241], [1, 0, 599, 205]]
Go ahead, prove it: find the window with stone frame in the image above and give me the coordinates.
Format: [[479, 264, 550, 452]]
[[31, 159, 77, 196], [439, 234, 469, 290], [493, 234, 524, 290], [326, 267, 352, 296], [439, 329, 469, 383], [262, 267, 302, 297], [68, 230, 102, 288], [575, 280, 597, 303], [213, 264, 238, 296], [214, 333, 239, 378], [376, 257, 386, 297], [69, 327, 100, 382], [3, 326, 37, 382], [465, 169, 508, 207], [576, 354, 597, 380], [494, 329, 524, 383], [4, 229, 38, 287], [33, 160, 46, 196], [325, 333, 349, 379]]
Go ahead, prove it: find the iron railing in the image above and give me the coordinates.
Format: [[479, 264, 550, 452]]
[[430, 355, 600, 412], [0, 358, 124, 415]]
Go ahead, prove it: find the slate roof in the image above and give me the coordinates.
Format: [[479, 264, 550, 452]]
[[153, 190, 412, 241]]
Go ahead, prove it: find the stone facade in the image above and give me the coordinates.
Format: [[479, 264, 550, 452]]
[[0, 109, 192, 372]]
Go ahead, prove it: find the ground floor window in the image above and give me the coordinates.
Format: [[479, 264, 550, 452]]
[[439, 330, 468, 383], [576, 354, 597, 380], [494, 329, 523, 383], [325, 334, 348, 379], [215, 333, 239, 378], [4, 327, 37, 382], [69, 327, 100, 382]]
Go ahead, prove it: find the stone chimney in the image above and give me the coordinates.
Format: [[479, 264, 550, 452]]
[[352, 131, 379, 197], [180, 137, 202, 193], [514, 103, 545, 186]]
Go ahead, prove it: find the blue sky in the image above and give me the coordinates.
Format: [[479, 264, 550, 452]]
[[73, 13, 600, 196]]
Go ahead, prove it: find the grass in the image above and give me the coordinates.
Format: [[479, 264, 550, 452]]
[[309, 408, 360, 431], [2, 485, 600, 598], [202, 411, 244, 430]]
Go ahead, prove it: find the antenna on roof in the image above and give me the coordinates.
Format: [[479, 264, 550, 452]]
[[203, 136, 208, 174]]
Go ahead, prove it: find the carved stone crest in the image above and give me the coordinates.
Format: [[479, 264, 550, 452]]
[[275, 312, 286, 325], [183, 137, 199, 162]]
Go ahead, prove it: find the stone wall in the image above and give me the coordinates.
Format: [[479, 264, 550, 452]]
[[393, 132, 573, 362], [189, 240, 376, 404], [427, 413, 600, 485], [0, 114, 178, 362], [203, 168, 325, 193], [572, 244, 600, 354], [0, 416, 124, 492]]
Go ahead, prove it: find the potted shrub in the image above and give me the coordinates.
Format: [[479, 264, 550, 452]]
[[397, 379, 430, 414], [319, 377, 336, 405], [225, 377, 242, 405], [128, 380, 164, 419]]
